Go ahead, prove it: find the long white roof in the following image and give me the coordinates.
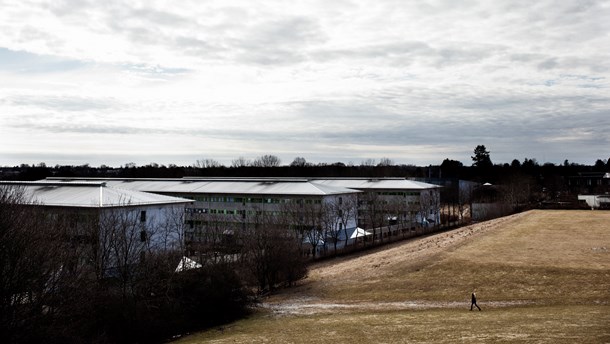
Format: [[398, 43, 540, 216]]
[[46, 178, 360, 196], [44, 177, 439, 196], [0, 181, 193, 208], [310, 178, 441, 190]]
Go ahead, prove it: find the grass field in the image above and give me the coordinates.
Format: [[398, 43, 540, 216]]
[[176, 210, 610, 343]]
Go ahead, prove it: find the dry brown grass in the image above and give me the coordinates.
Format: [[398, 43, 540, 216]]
[[175, 210, 610, 343]]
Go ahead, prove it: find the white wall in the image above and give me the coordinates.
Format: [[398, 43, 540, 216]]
[[99, 203, 187, 256], [322, 193, 359, 231], [578, 195, 610, 209]]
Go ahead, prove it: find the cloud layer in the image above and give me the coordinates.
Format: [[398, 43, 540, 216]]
[[1, 0, 609, 167]]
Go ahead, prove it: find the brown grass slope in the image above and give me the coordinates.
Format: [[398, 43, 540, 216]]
[[177, 210, 610, 343]]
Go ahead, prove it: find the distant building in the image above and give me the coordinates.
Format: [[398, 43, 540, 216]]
[[577, 194, 610, 209], [310, 178, 441, 229], [568, 172, 610, 194], [470, 183, 513, 221], [46, 177, 442, 253], [0, 181, 193, 266]]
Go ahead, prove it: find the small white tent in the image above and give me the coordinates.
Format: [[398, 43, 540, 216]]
[[175, 256, 202, 272], [349, 227, 372, 240]]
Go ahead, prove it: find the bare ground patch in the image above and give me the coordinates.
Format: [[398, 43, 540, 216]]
[[260, 298, 533, 316]]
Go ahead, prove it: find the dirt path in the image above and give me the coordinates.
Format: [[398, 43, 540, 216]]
[[264, 212, 531, 315], [260, 298, 532, 316]]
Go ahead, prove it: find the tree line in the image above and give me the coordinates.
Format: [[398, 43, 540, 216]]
[[2, 151, 608, 184], [0, 156, 424, 180]]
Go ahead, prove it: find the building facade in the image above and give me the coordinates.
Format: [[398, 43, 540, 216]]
[[1, 181, 193, 274], [47, 177, 441, 253]]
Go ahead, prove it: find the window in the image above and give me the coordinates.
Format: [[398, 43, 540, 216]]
[[140, 211, 147, 222], [140, 230, 147, 242], [339, 197, 343, 205]]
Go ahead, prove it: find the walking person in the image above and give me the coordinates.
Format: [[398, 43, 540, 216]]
[[470, 290, 481, 311]]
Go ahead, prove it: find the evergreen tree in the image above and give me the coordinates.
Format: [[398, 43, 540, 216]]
[[471, 145, 492, 168]]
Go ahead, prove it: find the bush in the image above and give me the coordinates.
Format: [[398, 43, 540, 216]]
[[74, 261, 252, 344]]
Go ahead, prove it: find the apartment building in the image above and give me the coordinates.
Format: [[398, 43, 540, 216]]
[[46, 177, 440, 250], [0, 180, 193, 255]]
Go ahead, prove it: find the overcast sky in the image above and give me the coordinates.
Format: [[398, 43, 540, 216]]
[[1, 0, 608, 168]]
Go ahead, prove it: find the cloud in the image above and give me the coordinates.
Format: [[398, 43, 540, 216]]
[[231, 16, 326, 65], [0, 0, 609, 167], [0, 48, 87, 73], [5, 94, 120, 112]]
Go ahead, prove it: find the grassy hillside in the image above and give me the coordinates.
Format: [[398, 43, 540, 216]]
[[176, 210, 610, 343]]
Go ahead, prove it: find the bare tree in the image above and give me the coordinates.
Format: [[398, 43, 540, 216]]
[[280, 199, 307, 254], [359, 191, 386, 243], [321, 201, 341, 255], [0, 186, 78, 343], [418, 190, 441, 231], [290, 157, 308, 167], [157, 206, 188, 252], [98, 206, 152, 300], [184, 205, 241, 266], [302, 200, 326, 257], [252, 154, 282, 167], [282, 198, 325, 257], [0, 186, 253, 343], [335, 194, 358, 248], [239, 207, 305, 292], [240, 209, 275, 291], [397, 197, 415, 237], [501, 173, 534, 211], [385, 195, 405, 238], [194, 158, 222, 168], [231, 156, 251, 168], [458, 182, 475, 224], [377, 157, 394, 166], [361, 158, 376, 167]]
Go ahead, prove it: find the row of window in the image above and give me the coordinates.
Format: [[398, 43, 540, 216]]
[[377, 191, 421, 196], [359, 200, 420, 206], [186, 208, 286, 216], [185, 222, 346, 232], [183, 193, 423, 203], [185, 195, 324, 205]]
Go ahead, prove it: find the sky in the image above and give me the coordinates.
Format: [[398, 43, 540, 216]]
[[1, 0, 609, 168]]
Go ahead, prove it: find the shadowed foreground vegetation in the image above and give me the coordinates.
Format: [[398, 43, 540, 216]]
[[176, 210, 610, 343]]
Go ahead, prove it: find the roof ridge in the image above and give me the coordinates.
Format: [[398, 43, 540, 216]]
[[1, 180, 106, 187], [309, 181, 360, 195]]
